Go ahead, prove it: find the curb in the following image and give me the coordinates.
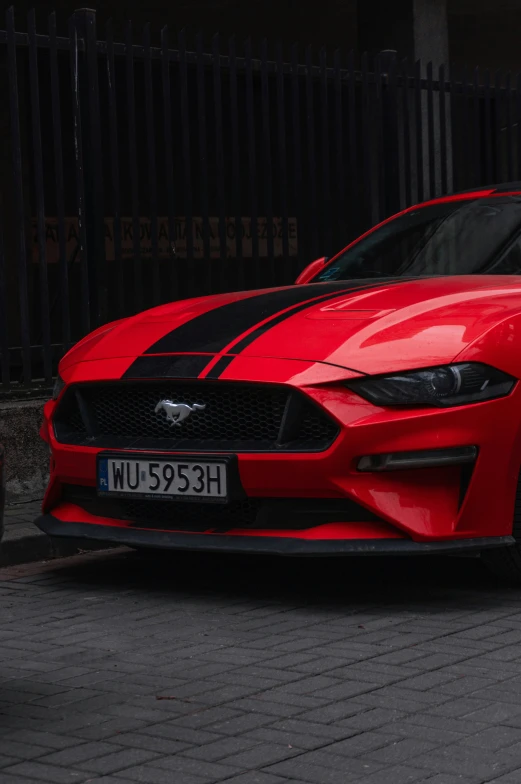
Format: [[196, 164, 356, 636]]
[[0, 530, 108, 568], [1, 500, 112, 568]]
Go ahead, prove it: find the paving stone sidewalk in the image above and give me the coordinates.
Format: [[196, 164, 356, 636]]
[[0, 547, 521, 783], [1, 499, 107, 567], [1, 499, 48, 567]]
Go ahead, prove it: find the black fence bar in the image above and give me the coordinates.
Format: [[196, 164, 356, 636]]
[[305, 45, 318, 259], [439, 63, 448, 196], [276, 41, 289, 274], [6, 7, 31, 384], [473, 67, 481, 189], [334, 49, 345, 245], [160, 25, 177, 301], [213, 34, 227, 273], [414, 59, 424, 203], [83, 9, 106, 326], [229, 36, 243, 282], [68, 15, 90, 336], [375, 55, 385, 223], [144, 23, 160, 307], [427, 61, 436, 199], [106, 19, 124, 318], [462, 66, 470, 189], [517, 73, 521, 178], [385, 53, 400, 215], [348, 50, 359, 232], [361, 52, 373, 226], [245, 38, 259, 268], [495, 71, 502, 182], [449, 64, 458, 191], [261, 38, 274, 283], [320, 47, 332, 255], [28, 8, 52, 383], [484, 70, 493, 183], [49, 11, 71, 348], [402, 59, 412, 207], [125, 21, 141, 314], [506, 72, 514, 181], [197, 31, 212, 290], [178, 29, 193, 269], [291, 43, 303, 266]]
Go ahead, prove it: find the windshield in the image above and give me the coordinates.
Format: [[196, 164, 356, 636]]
[[315, 196, 521, 282]]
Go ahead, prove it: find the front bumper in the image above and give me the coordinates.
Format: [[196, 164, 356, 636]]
[[41, 356, 521, 548], [35, 513, 514, 556]]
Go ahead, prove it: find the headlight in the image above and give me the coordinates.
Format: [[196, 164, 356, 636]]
[[52, 374, 65, 400], [346, 363, 516, 408]]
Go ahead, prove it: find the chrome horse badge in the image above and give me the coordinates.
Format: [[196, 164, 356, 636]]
[[154, 400, 206, 426]]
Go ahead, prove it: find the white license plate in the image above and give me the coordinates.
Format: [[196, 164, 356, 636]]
[[97, 457, 227, 500]]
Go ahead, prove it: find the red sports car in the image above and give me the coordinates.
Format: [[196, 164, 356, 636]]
[[37, 185, 521, 580]]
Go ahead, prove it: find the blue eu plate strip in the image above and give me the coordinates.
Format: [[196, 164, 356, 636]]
[[98, 458, 109, 493]]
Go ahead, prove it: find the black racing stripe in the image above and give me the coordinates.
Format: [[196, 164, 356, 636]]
[[202, 278, 410, 379], [224, 278, 407, 355], [228, 292, 354, 354], [143, 282, 385, 355], [123, 354, 211, 379], [204, 355, 235, 379]]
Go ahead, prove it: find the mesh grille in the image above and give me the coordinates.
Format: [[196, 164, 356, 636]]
[[54, 381, 339, 452], [55, 391, 88, 440], [93, 383, 286, 441]]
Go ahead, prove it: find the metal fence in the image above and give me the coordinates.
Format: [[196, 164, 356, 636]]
[[0, 7, 520, 390]]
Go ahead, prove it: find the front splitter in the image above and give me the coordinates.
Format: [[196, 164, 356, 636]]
[[35, 514, 515, 557]]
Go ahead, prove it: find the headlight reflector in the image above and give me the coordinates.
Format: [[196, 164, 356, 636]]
[[346, 363, 515, 407]]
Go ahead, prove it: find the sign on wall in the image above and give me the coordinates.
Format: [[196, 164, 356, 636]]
[[32, 216, 298, 262]]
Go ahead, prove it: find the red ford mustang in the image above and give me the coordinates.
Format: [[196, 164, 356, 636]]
[[37, 185, 521, 580]]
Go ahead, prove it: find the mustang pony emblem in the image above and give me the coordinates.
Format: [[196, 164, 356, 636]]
[[154, 400, 206, 426]]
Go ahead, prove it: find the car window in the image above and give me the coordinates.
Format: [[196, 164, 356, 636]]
[[487, 233, 521, 274], [315, 197, 521, 282]]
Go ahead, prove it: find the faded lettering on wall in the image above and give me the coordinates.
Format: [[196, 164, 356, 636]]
[[32, 217, 298, 262]]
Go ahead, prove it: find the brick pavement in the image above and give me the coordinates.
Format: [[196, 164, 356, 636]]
[[0, 500, 50, 569], [1, 547, 521, 782], [3, 499, 43, 545], [1, 499, 107, 567]]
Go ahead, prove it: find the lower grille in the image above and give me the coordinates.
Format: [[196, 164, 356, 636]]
[[61, 485, 383, 533], [53, 381, 339, 452]]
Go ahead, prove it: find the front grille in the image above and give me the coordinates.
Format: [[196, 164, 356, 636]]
[[53, 381, 339, 452], [61, 485, 383, 532]]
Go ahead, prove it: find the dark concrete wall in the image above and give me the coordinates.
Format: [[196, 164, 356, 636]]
[[358, 0, 414, 61], [449, 9, 521, 73], [0, 399, 48, 500]]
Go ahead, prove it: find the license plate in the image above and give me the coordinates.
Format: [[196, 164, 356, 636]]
[[97, 457, 228, 500]]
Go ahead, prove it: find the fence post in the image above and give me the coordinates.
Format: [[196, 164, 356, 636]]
[[71, 8, 107, 328], [378, 49, 401, 217]]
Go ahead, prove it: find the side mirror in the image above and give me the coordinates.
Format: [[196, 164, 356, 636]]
[[295, 256, 329, 285]]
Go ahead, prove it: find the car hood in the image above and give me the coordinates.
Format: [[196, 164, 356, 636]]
[[61, 276, 521, 376]]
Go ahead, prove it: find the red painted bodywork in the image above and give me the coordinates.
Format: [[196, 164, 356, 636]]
[[295, 256, 328, 284], [40, 190, 521, 552]]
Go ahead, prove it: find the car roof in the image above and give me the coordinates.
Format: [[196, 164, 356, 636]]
[[403, 184, 521, 214], [455, 182, 521, 195]]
